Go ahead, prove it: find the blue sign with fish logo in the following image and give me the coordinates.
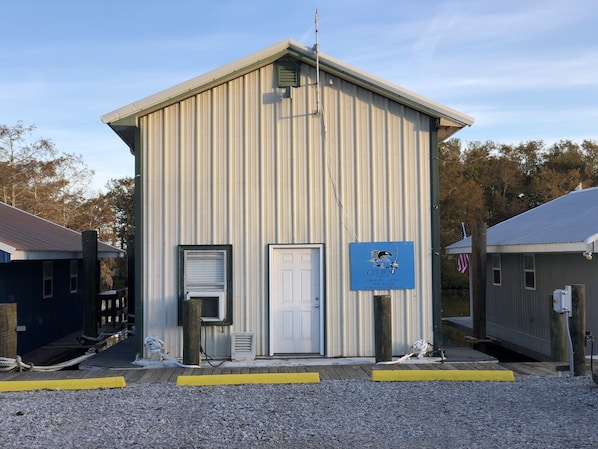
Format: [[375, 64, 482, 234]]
[[349, 242, 415, 290]]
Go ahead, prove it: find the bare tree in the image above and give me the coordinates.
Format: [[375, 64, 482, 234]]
[[0, 122, 94, 227]]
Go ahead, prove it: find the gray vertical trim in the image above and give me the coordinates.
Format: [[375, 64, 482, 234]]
[[429, 118, 442, 350], [134, 126, 143, 354]]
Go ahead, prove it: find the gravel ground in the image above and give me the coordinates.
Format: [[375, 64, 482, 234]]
[[0, 376, 597, 449]]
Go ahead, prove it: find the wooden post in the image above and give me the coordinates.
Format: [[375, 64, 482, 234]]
[[0, 303, 17, 359], [374, 295, 392, 363], [549, 294, 568, 362], [471, 221, 487, 339], [183, 299, 202, 365], [82, 230, 98, 338], [571, 284, 586, 376]]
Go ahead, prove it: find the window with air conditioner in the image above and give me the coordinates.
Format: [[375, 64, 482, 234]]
[[185, 291, 224, 322], [178, 245, 232, 325]]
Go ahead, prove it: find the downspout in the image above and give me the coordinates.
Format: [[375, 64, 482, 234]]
[[429, 117, 443, 353]]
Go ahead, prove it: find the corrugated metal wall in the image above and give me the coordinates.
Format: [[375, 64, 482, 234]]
[[139, 61, 434, 358], [487, 253, 598, 357], [0, 260, 84, 354]]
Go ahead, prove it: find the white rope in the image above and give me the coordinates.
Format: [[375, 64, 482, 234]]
[[377, 339, 433, 365], [132, 336, 201, 369], [0, 349, 97, 372], [78, 333, 110, 343]]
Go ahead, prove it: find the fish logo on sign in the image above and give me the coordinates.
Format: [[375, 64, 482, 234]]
[[367, 249, 399, 274]]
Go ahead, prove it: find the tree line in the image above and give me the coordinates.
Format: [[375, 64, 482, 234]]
[[440, 137, 598, 288], [0, 122, 134, 290], [3, 122, 597, 292]]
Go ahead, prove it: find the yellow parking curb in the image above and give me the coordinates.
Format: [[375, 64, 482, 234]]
[[177, 372, 320, 386], [0, 376, 126, 392], [372, 369, 515, 382]]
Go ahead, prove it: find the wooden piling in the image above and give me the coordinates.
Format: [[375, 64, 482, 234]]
[[374, 295, 392, 363], [183, 299, 202, 365], [0, 303, 17, 359], [82, 230, 98, 338], [471, 221, 487, 339], [571, 284, 586, 376]]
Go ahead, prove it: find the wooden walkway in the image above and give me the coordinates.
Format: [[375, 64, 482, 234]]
[[0, 361, 584, 385]]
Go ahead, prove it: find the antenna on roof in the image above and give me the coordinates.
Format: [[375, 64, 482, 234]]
[[314, 8, 321, 115]]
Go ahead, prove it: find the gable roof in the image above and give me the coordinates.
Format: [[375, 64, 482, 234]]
[[0, 202, 124, 261], [446, 187, 598, 255], [102, 39, 474, 149]]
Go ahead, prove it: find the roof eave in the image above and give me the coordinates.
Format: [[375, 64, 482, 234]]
[[0, 242, 16, 254], [102, 38, 474, 144], [308, 50, 474, 132], [446, 242, 588, 255], [101, 39, 297, 127], [10, 250, 124, 261]]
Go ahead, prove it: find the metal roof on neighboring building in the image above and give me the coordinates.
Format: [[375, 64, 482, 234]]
[[446, 187, 598, 255], [0, 202, 124, 261], [102, 38, 474, 149]]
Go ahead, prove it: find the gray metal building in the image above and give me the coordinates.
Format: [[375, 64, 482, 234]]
[[446, 187, 598, 359], [103, 39, 473, 360]]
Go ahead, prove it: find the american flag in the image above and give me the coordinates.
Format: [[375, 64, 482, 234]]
[[457, 222, 470, 273]]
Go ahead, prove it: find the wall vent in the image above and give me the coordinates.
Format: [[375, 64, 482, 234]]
[[277, 62, 300, 88], [231, 332, 256, 361]]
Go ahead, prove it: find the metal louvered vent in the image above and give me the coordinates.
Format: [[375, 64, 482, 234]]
[[277, 62, 300, 88], [231, 332, 256, 361]]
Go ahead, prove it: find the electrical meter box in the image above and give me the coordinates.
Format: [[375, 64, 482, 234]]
[[553, 285, 572, 315]]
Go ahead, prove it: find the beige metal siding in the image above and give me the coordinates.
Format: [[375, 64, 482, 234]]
[[140, 62, 434, 358]]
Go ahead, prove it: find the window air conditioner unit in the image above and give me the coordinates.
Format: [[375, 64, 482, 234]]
[[186, 291, 225, 322]]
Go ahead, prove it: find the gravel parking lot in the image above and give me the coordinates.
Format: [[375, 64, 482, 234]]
[[1, 375, 597, 448]]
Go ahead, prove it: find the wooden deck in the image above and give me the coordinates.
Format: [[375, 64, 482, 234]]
[[1, 361, 588, 385]]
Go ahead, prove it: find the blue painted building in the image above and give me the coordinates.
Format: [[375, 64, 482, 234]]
[[0, 202, 123, 355]]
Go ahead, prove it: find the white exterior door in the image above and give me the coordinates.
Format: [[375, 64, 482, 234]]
[[269, 245, 324, 355]]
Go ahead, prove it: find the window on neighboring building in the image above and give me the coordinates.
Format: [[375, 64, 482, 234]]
[[524, 254, 535, 290], [492, 254, 501, 286], [178, 245, 233, 326], [70, 260, 78, 293], [43, 261, 53, 298]]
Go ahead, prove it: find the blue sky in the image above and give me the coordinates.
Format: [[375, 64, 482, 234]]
[[2, 0, 598, 192]]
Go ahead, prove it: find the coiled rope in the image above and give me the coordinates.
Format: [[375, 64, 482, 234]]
[[131, 336, 201, 369], [377, 339, 435, 365]]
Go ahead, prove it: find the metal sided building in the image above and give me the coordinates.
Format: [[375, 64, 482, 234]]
[[102, 39, 473, 360], [446, 187, 598, 360], [0, 202, 123, 354]]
